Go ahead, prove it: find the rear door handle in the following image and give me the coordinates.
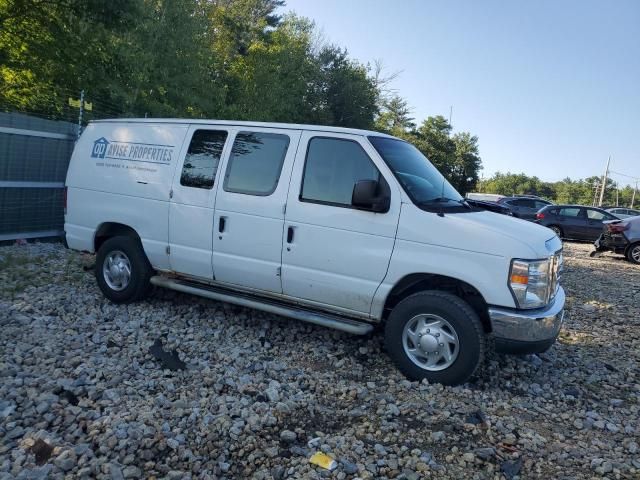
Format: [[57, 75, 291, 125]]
[[286, 226, 294, 243], [219, 216, 226, 233]]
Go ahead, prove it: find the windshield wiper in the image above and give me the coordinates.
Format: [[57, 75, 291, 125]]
[[420, 197, 468, 206]]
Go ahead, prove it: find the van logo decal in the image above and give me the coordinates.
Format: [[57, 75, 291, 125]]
[[91, 137, 109, 159], [91, 137, 174, 164]]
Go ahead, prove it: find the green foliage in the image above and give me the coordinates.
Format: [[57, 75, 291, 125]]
[[375, 94, 415, 136], [0, 0, 378, 128], [377, 114, 482, 194], [478, 172, 637, 207], [0, 0, 486, 193]]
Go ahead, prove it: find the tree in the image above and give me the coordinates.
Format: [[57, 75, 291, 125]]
[[309, 45, 379, 128], [450, 132, 481, 194], [375, 94, 415, 135], [222, 15, 317, 123], [411, 116, 455, 177]]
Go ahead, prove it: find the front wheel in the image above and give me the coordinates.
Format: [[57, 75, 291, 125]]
[[384, 291, 485, 386], [95, 236, 153, 303], [626, 243, 640, 264]]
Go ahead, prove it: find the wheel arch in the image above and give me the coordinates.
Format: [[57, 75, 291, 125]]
[[94, 222, 142, 252], [382, 273, 492, 333]]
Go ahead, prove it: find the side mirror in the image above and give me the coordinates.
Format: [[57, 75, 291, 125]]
[[352, 179, 390, 213]]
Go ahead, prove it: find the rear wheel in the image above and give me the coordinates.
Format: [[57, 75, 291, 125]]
[[95, 236, 153, 303], [626, 243, 640, 264], [549, 225, 563, 239], [384, 291, 485, 386]]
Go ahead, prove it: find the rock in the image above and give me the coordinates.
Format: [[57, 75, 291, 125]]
[[265, 387, 280, 403], [462, 452, 475, 463], [474, 447, 496, 460], [53, 450, 76, 472], [279, 430, 297, 443], [374, 444, 387, 456], [109, 463, 125, 480], [7, 426, 24, 439], [122, 466, 141, 478], [341, 460, 358, 474], [501, 459, 523, 479], [167, 438, 180, 450], [0, 242, 637, 480]]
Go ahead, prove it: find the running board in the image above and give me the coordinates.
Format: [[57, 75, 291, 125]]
[[150, 276, 374, 335]]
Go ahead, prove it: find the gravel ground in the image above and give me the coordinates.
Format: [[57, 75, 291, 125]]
[[1, 241, 638, 479]]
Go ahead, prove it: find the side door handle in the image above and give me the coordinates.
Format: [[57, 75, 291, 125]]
[[219, 216, 226, 233], [286, 226, 294, 243]]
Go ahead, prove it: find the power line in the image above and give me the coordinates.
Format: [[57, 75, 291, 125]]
[[609, 170, 640, 181]]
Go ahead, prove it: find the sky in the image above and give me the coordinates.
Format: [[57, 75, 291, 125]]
[[284, 0, 640, 186]]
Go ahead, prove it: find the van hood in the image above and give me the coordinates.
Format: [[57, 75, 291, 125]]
[[397, 204, 561, 259]]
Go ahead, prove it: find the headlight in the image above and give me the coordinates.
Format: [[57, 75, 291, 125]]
[[509, 258, 551, 309]]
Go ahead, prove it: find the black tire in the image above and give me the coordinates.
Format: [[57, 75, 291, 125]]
[[384, 291, 485, 386], [626, 242, 640, 264], [549, 225, 563, 239], [95, 236, 153, 303]]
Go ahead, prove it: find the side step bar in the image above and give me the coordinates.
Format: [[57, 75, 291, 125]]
[[150, 276, 374, 335]]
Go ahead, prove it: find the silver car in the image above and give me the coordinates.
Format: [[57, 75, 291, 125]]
[[593, 215, 640, 264], [606, 207, 640, 219]]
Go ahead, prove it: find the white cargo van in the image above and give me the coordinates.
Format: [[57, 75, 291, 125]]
[[65, 119, 565, 385]]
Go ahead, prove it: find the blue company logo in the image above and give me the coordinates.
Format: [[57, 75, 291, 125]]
[[90, 137, 174, 164], [91, 137, 109, 159]]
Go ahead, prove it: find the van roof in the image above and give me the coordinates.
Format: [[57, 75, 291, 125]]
[[92, 118, 396, 138]]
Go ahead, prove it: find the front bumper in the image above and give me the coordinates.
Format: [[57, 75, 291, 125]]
[[488, 287, 565, 354]]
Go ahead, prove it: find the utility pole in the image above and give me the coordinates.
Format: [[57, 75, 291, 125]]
[[77, 89, 85, 140], [598, 155, 611, 207], [632, 181, 638, 208], [615, 182, 619, 206], [69, 90, 91, 139], [592, 180, 600, 206]]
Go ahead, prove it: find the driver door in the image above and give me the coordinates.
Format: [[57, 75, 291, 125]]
[[281, 132, 401, 316]]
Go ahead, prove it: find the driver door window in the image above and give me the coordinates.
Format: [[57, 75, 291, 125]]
[[301, 137, 380, 207]]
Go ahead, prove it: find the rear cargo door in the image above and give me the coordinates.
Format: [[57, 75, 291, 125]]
[[168, 126, 231, 278]]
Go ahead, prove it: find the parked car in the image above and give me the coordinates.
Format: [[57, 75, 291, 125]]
[[464, 198, 513, 215], [606, 207, 640, 219], [497, 196, 554, 220], [535, 205, 619, 241], [593, 216, 640, 263], [465, 192, 506, 203], [65, 119, 565, 385]]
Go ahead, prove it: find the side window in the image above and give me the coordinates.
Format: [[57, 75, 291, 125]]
[[180, 130, 228, 189], [223, 132, 290, 196], [586, 209, 606, 221], [511, 199, 531, 207], [301, 137, 380, 207], [534, 200, 549, 210], [559, 207, 581, 217]]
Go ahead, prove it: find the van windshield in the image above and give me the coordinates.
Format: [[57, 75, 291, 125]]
[[368, 136, 464, 207]]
